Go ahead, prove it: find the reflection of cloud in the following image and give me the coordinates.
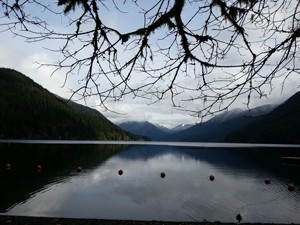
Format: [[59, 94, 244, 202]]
[[6, 181, 72, 217], [5, 147, 300, 223]]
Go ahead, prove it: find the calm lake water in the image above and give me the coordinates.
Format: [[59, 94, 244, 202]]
[[0, 142, 300, 223]]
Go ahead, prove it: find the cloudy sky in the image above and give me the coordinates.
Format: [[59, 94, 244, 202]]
[[0, 1, 299, 128]]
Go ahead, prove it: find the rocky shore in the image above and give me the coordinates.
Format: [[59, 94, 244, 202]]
[[0, 215, 298, 225]]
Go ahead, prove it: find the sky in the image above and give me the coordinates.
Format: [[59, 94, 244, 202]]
[[0, 1, 299, 128]]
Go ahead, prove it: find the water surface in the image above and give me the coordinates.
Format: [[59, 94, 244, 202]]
[[0, 142, 299, 223]]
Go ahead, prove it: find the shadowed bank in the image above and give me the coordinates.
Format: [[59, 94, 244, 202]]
[[1, 215, 299, 225]]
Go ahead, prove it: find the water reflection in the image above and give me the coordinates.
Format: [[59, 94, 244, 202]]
[[0, 143, 125, 211], [1, 144, 300, 223]]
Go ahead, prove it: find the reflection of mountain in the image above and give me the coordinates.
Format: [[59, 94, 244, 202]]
[[117, 146, 245, 171], [2, 144, 300, 223], [116, 145, 300, 185], [115, 145, 182, 160], [0, 143, 126, 212]]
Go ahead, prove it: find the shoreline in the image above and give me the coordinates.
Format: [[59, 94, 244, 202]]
[[0, 215, 298, 225]]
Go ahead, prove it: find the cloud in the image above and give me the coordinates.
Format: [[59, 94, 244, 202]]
[[96, 97, 200, 128], [20, 52, 72, 98], [1, 1, 299, 128], [0, 45, 15, 66], [0, 42, 75, 99]]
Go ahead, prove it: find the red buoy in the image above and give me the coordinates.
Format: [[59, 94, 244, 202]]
[[160, 172, 166, 178], [209, 175, 215, 181], [118, 169, 123, 175], [36, 165, 42, 172], [264, 178, 271, 184], [5, 163, 11, 170], [288, 184, 295, 192], [77, 166, 82, 173]]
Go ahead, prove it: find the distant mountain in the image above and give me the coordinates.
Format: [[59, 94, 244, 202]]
[[0, 68, 140, 140], [225, 92, 300, 144], [118, 121, 196, 140], [171, 123, 195, 133], [161, 105, 275, 142], [118, 121, 169, 140]]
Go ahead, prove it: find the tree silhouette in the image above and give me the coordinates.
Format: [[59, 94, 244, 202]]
[[1, 0, 299, 118]]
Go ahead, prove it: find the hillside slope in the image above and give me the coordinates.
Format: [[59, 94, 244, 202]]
[[225, 92, 300, 144], [118, 121, 167, 140], [161, 105, 275, 142], [0, 68, 133, 140]]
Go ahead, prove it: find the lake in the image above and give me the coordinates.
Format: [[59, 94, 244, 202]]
[[0, 141, 300, 223]]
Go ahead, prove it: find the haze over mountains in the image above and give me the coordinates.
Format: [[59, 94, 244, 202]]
[[118, 106, 273, 142], [161, 105, 276, 142], [118, 121, 195, 140], [1, 67, 300, 144], [225, 92, 300, 144], [119, 94, 300, 144]]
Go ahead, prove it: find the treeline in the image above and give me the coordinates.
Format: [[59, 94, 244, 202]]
[[0, 68, 137, 140]]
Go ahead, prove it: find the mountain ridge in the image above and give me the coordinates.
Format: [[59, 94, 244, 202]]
[[118, 121, 169, 140], [2, 67, 299, 144], [114, 92, 299, 144], [0, 68, 140, 140], [160, 104, 276, 142], [225, 92, 300, 144]]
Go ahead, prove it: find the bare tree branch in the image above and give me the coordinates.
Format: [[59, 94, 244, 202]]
[[1, 0, 299, 117]]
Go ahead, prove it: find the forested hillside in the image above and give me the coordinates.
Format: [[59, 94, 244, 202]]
[[0, 68, 135, 140], [161, 106, 274, 142], [225, 92, 300, 144]]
